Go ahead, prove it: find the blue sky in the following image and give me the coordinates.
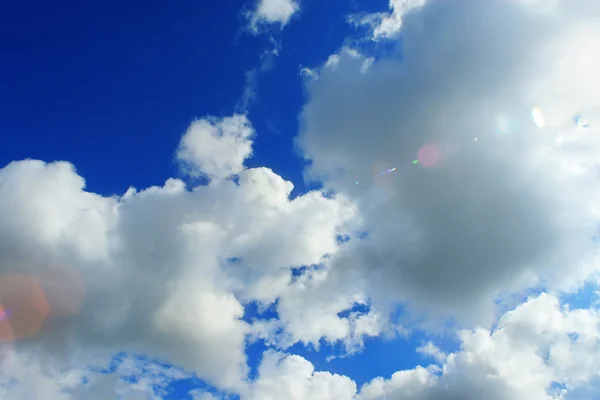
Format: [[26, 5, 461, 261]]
[[1, 0, 385, 196], [1, 1, 600, 399]]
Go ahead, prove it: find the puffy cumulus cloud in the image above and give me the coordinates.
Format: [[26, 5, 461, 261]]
[[245, 350, 357, 400], [297, 0, 600, 325], [248, 293, 600, 400], [257, 266, 385, 352], [247, 0, 299, 32], [0, 115, 359, 397], [177, 114, 254, 180], [416, 341, 446, 363], [359, 292, 600, 400], [0, 160, 116, 265]]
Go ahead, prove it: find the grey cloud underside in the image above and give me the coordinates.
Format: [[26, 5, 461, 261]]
[[297, 0, 600, 324]]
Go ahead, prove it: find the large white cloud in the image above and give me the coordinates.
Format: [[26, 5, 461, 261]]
[[297, 0, 600, 326], [0, 115, 359, 397]]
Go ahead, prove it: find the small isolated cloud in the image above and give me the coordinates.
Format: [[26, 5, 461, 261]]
[[177, 115, 254, 180], [416, 341, 447, 363], [247, 0, 300, 33]]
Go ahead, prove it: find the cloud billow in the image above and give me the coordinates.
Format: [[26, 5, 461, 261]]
[[297, 0, 600, 325]]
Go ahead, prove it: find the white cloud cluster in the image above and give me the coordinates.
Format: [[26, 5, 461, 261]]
[[0, 115, 361, 397], [298, 0, 600, 326], [248, 0, 299, 32], [249, 293, 600, 400]]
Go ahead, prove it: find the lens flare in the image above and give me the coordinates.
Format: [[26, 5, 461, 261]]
[[0, 307, 8, 321], [418, 144, 441, 167], [532, 107, 545, 128], [0, 273, 50, 342]]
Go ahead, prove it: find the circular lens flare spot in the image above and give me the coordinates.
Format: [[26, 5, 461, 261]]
[[0, 307, 8, 321], [418, 144, 441, 167], [532, 107, 545, 128], [0, 274, 50, 342]]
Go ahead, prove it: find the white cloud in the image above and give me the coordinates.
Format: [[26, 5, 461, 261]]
[[349, 0, 427, 40], [416, 341, 446, 363], [297, 0, 600, 326], [359, 292, 600, 400], [248, 0, 300, 32], [300, 66, 318, 80], [260, 266, 384, 352], [177, 115, 254, 180], [0, 115, 361, 397], [248, 293, 600, 400], [246, 351, 357, 400], [0, 351, 194, 400]]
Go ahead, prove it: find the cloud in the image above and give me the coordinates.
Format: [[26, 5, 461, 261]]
[[189, 390, 219, 400], [255, 266, 384, 351], [349, 0, 427, 40], [359, 293, 600, 400], [176, 115, 254, 180], [0, 115, 361, 397], [236, 37, 281, 112], [297, 0, 600, 326], [416, 341, 446, 363], [247, 0, 300, 32], [299, 66, 317, 81], [246, 350, 358, 400], [0, 350, 196, 400], [248, 293, 600, 400]]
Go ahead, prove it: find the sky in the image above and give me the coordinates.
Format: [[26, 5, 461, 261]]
[[1, 0, 600, 399]]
